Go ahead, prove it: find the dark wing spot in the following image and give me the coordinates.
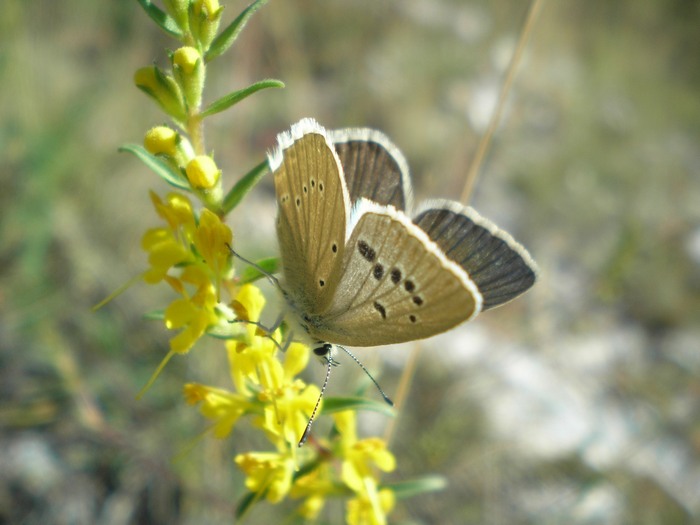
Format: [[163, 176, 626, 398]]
[[404, 280, 415, 292], [319, 182, 324, 192], [391, 268, 401, 284], [332, 243, 338, 253], [295, 197, 301, 206], [311, 179, 316, 188], [409, 314, 417, 323], [373, 263, 384, 280], [412, 296, 423, 306], [373, 301, 387, 319], [357, 240, 376, 262], [303, 185, 308, 193], [319, 279, 325, 287]]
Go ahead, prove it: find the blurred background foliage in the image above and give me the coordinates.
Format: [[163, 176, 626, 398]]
[[2, 0, 700, 523]]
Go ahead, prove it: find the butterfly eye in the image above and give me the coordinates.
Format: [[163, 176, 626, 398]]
[[313, 343, 332, 357]]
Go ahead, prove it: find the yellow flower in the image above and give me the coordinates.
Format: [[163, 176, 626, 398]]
[[289, 462, 337, 520], [335, 412, 396, 487], [225, 285, 319, 449], [164, 279, 218, 353], [184, 383, 251, 438], [335, 411, 396, 525], [235, 450, 296, 504], [141, 227, 190, 284], [193, 208, 231, 282], [346, 489, 395, 525], [142, 191, 233, 352]]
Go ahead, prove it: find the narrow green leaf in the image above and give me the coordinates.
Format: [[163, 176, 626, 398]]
[[201, 79, 285, 118], [221, 160, 269, 214], [136, 0, 184, 39], [320, 396, 396, 418], [384, 476, 448, 499], [143, 309, 165, 321], [235, 490, 264, 520], [205, 0, 269, 62], [119, 144, 191, 191], [239, 257, 279, 284]]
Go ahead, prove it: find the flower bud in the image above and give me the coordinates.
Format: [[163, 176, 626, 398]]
[[134, 66, 187, 123], [144, 126, 179, 157], [192, 0, 223, 52], [186, 155, 220, 189], [163, 0, 190, 31], [172, 47, 204, 110]]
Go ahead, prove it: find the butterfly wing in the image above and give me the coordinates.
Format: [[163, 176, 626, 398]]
[[329, 128, 412, 211], [413, 200, 538, 309], [309, 200, 482, 346], [269, 119, 350, 314]]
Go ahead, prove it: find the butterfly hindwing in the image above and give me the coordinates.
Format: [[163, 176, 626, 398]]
[[413, 200, 538, 309], [309, 200, 482, 346], [269, 119, 350, 315], [330, 128, 412, 211]]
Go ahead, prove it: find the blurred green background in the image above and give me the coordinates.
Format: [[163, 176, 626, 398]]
[[2, 0, 699, 523]]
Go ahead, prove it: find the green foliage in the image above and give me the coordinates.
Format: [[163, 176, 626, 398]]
[[119, 144, 191, 190], [222, 160, 269, 214], [205, 0, 270, 62], [201, 79, 285, 117], [136, 0, 184, 38]]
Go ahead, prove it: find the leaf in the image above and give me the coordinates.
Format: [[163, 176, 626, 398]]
[[143, 309, 165, 321], [239, 257, 279, 284], [384, 476, 448, 499], [119, 144, 191, 190], [201, 79, 285, 118], [135, 0, 184, 39], [320, 396, 396, 418], [205, 0, 270, 62], [221, 159, 269, 214], [235, 490, 264, 520]]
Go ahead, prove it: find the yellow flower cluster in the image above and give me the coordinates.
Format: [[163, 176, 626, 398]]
[[142, 191, 232, 353], [125, 3, 406, 522], [184, 284, 396, 524]]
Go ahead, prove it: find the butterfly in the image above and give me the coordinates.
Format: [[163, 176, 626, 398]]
[[268, 118, 537, 355]]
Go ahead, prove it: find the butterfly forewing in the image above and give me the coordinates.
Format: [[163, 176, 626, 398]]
[[310, 202, 481, 346], [330, 129, 412, 211], [270, 121, 349, 314], [413, 201, 537, 309]]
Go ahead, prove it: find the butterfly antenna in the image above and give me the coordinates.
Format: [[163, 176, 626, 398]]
[[225, 243, 281, 289], [298, 352, 334, 447], [337, 345, 394, 406]]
